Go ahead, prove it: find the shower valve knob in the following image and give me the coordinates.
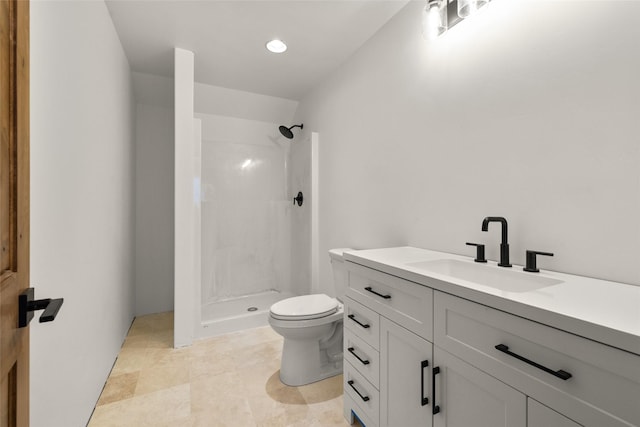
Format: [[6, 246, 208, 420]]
[[293, 192, 304, 206]]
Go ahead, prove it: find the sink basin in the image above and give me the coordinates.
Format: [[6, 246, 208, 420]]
[[406, 259, 563, 293]]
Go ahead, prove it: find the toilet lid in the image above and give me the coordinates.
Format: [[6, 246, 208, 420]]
[[270, 294, 339, 320]]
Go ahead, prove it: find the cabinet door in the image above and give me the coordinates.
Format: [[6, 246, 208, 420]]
[[433, 347, 526, 427], [380, 318, 433, 427], [528, 398, 581, 427]]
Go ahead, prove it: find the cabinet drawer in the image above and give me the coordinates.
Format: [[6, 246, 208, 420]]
[[346, 262, 433, 340], [344, 361, 380, 424], [344, 392, 378, 427], [345, 328, 380, 389], [434, 291, 640, 427], [344, 296, 380, 350]]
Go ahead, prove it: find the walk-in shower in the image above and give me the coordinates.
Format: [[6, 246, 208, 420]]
[[195, 114, 314, 338]]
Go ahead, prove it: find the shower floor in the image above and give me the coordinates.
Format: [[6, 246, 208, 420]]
[[198, 290, 296, 339]]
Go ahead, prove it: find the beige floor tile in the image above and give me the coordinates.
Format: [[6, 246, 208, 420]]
[[248, 394, 310, 425], [135, 361, 190, 396], [232, 339, 282, 371], [225, 326, 282, 352], [111, 347, 166, 375], [146, 329, 174, 348], [299, 374, 344, 404], [240, 363, 284, 399], [89, 384, 190, 427], [261, 372, 306, 405], [190, 390, 254, 426], [191, 334, 236, 357], [120, 334, 151, 350], [90, 312, 359, 427], [190, 371, 247, 413], [189, 352, 235, 380], [97, 371, 140, 406]]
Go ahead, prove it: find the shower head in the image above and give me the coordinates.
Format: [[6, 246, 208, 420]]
[[279, 124, 303, 139]]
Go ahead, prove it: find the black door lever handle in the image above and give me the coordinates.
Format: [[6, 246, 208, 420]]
[[18, 288, 64, 328]]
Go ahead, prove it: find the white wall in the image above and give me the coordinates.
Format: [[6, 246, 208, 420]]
[[295, 0, 640, 294], [135, 103, 174, 315], [30, 1, 135, 426], [289, 130, 313, 295], [174, 48, 195, 348]]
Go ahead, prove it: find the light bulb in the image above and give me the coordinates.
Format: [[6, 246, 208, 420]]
[[422, 0, 447, 40], [266, 39, 287, 54]]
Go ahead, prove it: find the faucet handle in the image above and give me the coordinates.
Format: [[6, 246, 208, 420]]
[[523, 250, 554, 273], [466, 242, 487, 263]]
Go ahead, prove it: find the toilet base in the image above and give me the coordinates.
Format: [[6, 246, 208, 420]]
[[280, 336, 343, 386], [277, 321, 344, 387]]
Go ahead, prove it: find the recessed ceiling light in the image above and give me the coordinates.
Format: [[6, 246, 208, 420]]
[[266, 39, 287, 54]]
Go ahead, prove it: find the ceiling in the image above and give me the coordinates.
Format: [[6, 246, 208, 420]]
[[105, 1, 408, 101]]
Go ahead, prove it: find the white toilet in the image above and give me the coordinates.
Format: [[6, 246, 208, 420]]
[[268, 248, 351, 386]]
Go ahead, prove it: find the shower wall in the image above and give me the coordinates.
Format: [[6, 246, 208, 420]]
[[197, 113, 294, 305], [289, 133, 314, 294]]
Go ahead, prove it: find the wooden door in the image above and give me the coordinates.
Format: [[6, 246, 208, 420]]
[[0, 0, 29, 426], [433, 347, 526, 427], [380, 318, 433, 427]]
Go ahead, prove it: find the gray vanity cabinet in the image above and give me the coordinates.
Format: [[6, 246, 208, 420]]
[[528, 398, 581, 427], [432, 346, 526, 427], [343, 259, 640, 427], [379, 318, 433, 427]]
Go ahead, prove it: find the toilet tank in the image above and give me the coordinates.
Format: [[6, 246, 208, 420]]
[[328, 248, 353, 302]]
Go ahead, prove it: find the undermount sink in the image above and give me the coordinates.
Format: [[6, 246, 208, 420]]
[[406, 259, 563, 293]]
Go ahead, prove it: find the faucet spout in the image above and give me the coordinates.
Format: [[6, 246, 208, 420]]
[[481, 217, 511, 267], [482, 217, 508, 244]]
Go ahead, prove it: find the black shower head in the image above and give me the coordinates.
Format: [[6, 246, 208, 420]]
[[279, 124, 303, 139]]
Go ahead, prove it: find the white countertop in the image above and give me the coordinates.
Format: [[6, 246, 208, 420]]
[[344, 247, 640, 356]]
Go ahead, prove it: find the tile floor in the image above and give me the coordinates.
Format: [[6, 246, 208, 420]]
[[88, 312, 361, 427]]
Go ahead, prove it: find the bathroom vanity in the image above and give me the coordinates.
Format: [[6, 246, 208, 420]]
[[342, 247, 640, 427]]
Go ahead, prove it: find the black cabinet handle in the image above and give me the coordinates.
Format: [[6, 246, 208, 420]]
[[364, 286, 391, 299], [495, 344, 572, 381], [348, 347, 370, 365], [347, 314, 370, 329], [421, 360, 429, 406], [347, 380, 370, 402], [432, 366, 441, 414]]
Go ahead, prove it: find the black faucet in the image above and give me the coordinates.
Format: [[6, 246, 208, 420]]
[[481, 217, 512, 267]]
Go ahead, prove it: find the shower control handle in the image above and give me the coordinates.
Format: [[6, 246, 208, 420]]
[[293, 191, 303, 206]]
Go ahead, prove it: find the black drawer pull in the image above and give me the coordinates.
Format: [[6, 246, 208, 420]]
[[348, 347, 370, 365], [364, 286, 391, 299], [348, 380, 370, 402], [347, 314, 370, 329], [495, 344, 572, 381], [420, 360, 429, 406], [432, 366, 441, 414]]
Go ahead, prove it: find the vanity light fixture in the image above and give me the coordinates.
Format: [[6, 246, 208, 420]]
[[423, 0, 490, 39], [266, 39, 287, 53], [457, 0, 488, 18]]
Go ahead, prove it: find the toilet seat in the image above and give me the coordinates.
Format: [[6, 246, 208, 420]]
[[270, 294, 338, 320]]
